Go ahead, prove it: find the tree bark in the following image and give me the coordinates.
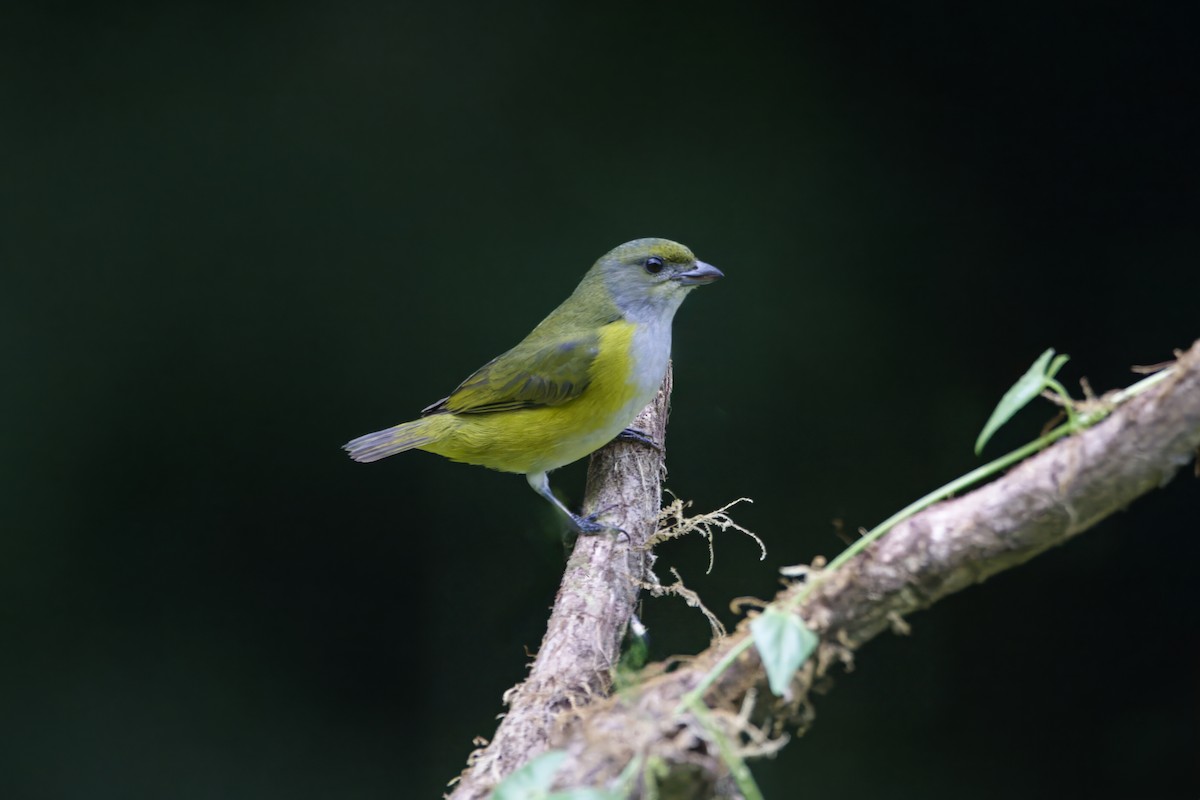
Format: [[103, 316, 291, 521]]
[[450, 340, 1200, 797], [449, 366, 673, 799]]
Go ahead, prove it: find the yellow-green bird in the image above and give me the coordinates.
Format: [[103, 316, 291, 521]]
[[343, 238, 722, 533]]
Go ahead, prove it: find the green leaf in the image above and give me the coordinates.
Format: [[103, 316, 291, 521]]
[[1047, 353, 1070, 380], [974, 348, 1058, 455], [613, 619, 650, 691], [546, 789, 622, 800], [492, 751, 567, 800], [750, 607, 818, 696]]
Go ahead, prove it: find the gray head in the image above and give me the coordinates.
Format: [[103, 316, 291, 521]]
[[585, 238, 723, 322]]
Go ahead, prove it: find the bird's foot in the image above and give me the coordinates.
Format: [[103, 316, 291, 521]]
[[616, 427, 662, 451], [570, 505, 628, 541]]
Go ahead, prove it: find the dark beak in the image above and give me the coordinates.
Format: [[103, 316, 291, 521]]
[[674, 260, 724, 286]]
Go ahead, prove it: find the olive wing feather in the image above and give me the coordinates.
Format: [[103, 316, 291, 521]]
[[421, 330, 602, 416]]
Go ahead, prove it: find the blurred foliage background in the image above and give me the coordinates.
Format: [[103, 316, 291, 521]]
[[3, 2, 1198, 797]]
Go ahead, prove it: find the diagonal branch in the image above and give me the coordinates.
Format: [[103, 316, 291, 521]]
[[552, 339, 1200, 793], [448, 340, 1200, 797]]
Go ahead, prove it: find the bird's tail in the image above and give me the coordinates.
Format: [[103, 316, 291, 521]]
[[343, 419, 436, 463]]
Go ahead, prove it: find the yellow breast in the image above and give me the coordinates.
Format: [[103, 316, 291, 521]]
[[423, 320, 651, 474]]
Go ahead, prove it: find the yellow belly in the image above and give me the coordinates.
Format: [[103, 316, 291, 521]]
[[421, 320, 649, 474]]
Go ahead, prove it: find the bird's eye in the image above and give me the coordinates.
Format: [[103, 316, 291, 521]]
[[644, 256, 665, 274]]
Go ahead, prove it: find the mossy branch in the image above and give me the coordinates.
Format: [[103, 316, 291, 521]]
[[451, 340, 1200, 797], [449, 365, 674, 800]]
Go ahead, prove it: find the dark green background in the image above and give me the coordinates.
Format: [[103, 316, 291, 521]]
[[4, 2, 1198, 797]]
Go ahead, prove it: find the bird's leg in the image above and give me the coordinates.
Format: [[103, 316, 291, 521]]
[[615, 427, 662, 451], [526, 471, 625, 536]]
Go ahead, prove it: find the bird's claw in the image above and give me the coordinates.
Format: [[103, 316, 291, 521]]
[[616, 427, 662, 451], [570, 505, 628, 541]]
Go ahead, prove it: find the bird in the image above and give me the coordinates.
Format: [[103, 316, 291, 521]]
[[343, 237, 723, 533]]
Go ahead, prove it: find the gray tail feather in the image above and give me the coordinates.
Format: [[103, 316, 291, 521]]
[[343, 422, 433, 463]]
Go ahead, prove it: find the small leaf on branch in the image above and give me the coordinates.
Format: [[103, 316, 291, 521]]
[[546, 789, 621, 800], [975, 348, 1071, 455], [750, 607, 818, 696], [492, 750, 567, 799]]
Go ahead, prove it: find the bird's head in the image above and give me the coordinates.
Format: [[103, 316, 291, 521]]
[[587, 238, 723, 322]]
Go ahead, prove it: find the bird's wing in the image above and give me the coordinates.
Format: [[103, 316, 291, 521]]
[[421, 328, 603, 415]]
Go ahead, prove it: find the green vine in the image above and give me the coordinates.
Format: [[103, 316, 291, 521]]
[[678, 353, 1175, 713]]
